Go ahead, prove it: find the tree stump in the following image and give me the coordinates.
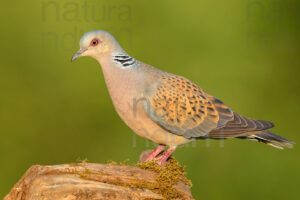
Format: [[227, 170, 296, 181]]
[[4, 157, 194, 199]]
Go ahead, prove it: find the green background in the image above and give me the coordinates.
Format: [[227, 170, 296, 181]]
[[1, 0, 299, 199]]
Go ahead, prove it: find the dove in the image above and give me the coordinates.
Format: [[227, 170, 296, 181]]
[[71, 30, 294, 166]]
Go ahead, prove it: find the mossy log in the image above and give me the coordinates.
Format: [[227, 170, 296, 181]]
[[4, 155, 194, 199]]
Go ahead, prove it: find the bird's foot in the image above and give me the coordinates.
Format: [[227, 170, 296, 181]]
[[156, 146, 176, 167], [141, 146, 177, 167], [142, 144, 165, 162]]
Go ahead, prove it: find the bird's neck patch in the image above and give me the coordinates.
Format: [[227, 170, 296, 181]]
[[112, 53, 136, 68]]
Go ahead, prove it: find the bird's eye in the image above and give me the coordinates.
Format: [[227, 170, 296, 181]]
[[90, 39, 100, 47]]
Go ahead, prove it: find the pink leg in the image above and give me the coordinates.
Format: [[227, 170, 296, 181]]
[[157, 146, 176, 166], [143, 144, 166, 162]]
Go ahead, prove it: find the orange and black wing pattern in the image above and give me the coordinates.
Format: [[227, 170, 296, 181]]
[[146, 73, 274, 139]]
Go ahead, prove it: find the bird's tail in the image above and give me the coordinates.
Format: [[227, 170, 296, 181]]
[[246, 132, 294, 149]]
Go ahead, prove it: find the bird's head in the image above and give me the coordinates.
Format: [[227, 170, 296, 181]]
[[71, 30, 122, 62]]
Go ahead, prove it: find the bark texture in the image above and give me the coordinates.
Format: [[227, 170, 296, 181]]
[[4, 161, 193, 200]]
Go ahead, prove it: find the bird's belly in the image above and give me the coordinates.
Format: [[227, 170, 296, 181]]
[[113, 97, 191, 146]]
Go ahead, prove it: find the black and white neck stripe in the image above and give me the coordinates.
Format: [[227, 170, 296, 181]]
[[113, 54, 136, 67]]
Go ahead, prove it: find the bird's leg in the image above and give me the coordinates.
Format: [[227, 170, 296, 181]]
[[157, 146, 176, 166], [143, 144, 166, 162]]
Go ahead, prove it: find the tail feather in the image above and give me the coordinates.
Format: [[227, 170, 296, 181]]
[[247, 132, 294, 149]]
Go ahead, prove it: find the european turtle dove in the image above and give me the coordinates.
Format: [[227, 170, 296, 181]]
[[71, 30, 294, 166]]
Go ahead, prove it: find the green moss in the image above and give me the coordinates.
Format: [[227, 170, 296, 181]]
[[70, 157, 89, 167], [70, 162, 79, 167], [69, 156, 191, 199], [136, 156, 192, 199], [107, 159, 131, 166], [85, 168, 92, 174], [107, 160, 118, 165], [119, 159, 130, 166]]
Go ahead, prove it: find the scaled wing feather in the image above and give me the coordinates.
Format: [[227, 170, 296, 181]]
[[145, 73, 274, 139]]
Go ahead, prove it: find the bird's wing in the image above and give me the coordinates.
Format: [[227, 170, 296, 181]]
[[145, 73, 274, 139], [144, 74, 234, 139], [207, 112, 274, 138]]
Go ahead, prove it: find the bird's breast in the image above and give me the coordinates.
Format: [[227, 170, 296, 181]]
[[102, 67, 143, 124]]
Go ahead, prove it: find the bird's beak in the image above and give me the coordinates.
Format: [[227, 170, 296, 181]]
[[71, 49, 87, 62]]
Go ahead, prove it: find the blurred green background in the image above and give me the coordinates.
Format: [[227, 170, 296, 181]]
[[1, 0, 299, 199]]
